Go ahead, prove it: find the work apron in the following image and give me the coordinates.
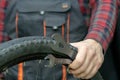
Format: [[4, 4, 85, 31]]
[[4, 0, 88, 80]]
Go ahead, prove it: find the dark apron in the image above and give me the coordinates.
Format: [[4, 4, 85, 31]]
[[4, 0, 87, 80]]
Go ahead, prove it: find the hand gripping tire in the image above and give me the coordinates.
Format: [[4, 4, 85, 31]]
[[0, 34, 103, 80]]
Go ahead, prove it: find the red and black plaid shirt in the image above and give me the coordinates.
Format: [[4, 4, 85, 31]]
[[0, 0, 118, 53]]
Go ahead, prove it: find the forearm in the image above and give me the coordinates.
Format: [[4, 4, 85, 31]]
[[85, 0, 118, 53]]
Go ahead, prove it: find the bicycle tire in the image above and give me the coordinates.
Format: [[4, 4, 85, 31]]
[[0, 34, 103, 80]]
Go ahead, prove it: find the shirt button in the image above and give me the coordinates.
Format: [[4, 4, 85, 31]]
[[53, 26, 58, 30], [40, 11, 45, 15]]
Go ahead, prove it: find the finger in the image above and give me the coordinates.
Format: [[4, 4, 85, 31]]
[[98, 50, 104, 65], [69, 48, 96, 74], [69, 46, 87, 70], [84, 58, 102, 79], [73, 55, 97, 79], [83, 47, 103, 79], [79, 56, 98, 79], [73, 60, 94, 79], [95, 43, 104, 64]]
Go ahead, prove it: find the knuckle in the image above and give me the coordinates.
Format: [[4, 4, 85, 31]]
[[88, 50, 96, 60], [97, 63, 102, 69], [97, 60, 103, 68], [90, 51, 96, 57], [80, 68, 85, 73], [79, 67, 86, 74], [101, 56, 104, 62], [88, 47, 96, 55]]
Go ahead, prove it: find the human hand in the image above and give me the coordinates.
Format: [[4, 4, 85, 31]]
[[68, 39, 104, 79]]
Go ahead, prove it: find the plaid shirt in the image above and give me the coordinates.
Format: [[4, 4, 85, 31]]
[[0, 0, 118, 53]]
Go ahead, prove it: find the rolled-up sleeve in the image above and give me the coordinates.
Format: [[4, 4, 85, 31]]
[[85, 0, 118, 53]]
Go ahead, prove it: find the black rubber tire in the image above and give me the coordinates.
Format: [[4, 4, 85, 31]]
[[0, 34, 103, 80], [0, 33, 78, 72]]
